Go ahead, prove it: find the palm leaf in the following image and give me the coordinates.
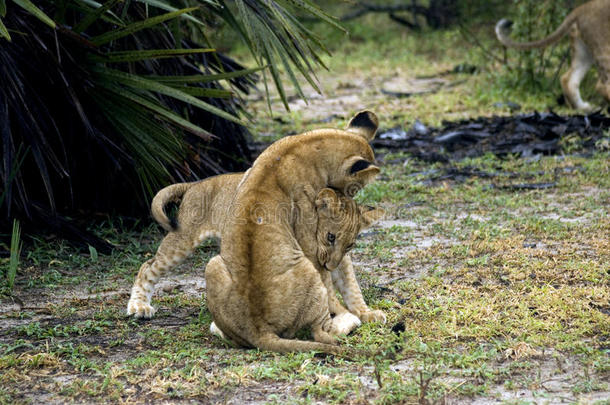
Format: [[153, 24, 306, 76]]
[[90, 7, 198, 45], [171, 87, 233, 98], [91, 48, 215, 63], [145, 66, 264, 84], [70, 0, 124, 26], [135, 0, 214, 27], [283, 0, 345, 33], [73, 0, 122, 33], [216, 0, 339, 109], [98, 82, 215, 139], [11, 0, 56, 28], [0, 18, 10, 40], [94, 67, 246, 125]]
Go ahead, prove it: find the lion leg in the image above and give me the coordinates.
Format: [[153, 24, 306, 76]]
[[205, 255, 231, 341], [595, 79, 610, 103], [127, 232, 195, 318], [319, 270, 347, 316], [204, 256, 339, 349], [319, 270, 361, 335], [331, 255, 386, 323], [205, 255, 253, 347], [561, 29, 595, 111], [267, 259, 359, 341], [290, 262, 361, 339]]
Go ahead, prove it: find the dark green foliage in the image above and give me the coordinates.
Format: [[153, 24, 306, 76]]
[[0, 0, 340, 248], [0, 2, 253, 239]]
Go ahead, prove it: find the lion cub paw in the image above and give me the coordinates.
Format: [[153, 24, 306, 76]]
[[126, 300, 156, 318], [209, 322, 226, 339], [332, 312, 362, 335], [360, 310, 387, 324]]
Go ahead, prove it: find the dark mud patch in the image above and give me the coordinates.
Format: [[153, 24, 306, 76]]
[[374, 111, 610, 161]]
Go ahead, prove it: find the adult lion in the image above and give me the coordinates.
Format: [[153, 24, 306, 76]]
[[495, 0, 610, 111]]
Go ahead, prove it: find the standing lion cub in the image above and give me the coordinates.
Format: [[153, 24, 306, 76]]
[[495, 0, 610, 111]]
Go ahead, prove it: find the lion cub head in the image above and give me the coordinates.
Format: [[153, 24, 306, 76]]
[[314, 188, 384, 271]]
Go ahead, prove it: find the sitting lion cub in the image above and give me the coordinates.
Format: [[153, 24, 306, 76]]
[[207, 111, 384, 354], [206, 188, 381, 353], [126, 173, 385, 327]]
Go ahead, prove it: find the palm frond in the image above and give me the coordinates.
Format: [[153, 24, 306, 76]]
[[73, 0, 122, 33], [94, 67, 246, 125], [0, 0, 340, 249], [0, 2, 256, 244], [0, 18, 10, 40], [11, 0, 56, 27], [215, 0, 343, 108], [91, 48, 215, 63], [90, 7, 198, 45]]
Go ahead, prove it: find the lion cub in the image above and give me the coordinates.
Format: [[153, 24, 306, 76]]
[[127, 173, 385, 327], [206, 188, 383, 354], [495, 0, 610, 110]]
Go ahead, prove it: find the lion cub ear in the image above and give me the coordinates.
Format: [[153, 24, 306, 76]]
[[339, 156, 380, 196], [351, 163, 380, 186], [315, 188, 341, 216], [346, 110, 379, 141], [359, 205, 385, 228]]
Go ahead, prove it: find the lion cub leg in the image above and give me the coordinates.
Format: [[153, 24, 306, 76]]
[[331, 256, 386, 323], [127, 232, 195, 318], [205, 255, 258, 348], [284, 261, 360, 340], [595, 78, 610, 104], [561, 28, 595, 111], [319, 271, 362, 336]]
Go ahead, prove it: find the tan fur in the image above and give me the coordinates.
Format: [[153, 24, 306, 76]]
[[206, 111, 384, 354], [127, 173, 241, 318], [127, 112, 386, 337], [126, 173, 385, 324], [206, 189, 383, 354], [495, 0, 610, 111]]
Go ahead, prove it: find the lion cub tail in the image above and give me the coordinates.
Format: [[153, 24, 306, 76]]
[[495, 10, 578, 50], [151, 182, 193, 232], [256, 334, 344, 355]]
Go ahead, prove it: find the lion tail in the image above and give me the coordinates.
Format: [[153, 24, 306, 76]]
[[150, 182, 193, 232], [495, 9, 579, 50], [255, 333, 344, 355]]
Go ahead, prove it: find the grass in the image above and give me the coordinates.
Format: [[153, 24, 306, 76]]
[[1, 152, 606, 403], [0, 8, 609, 405]]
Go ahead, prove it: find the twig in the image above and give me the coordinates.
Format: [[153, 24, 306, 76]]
[[552, 49, 570, 85], [341, 2, 428, 21], [388, 12, 419, 30], [457, 21, 507, 68]]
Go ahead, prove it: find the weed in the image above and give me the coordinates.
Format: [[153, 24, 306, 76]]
[[4, 219, 21, 293]]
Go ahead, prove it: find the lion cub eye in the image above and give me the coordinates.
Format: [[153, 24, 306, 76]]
[[346, 243, 354, 251], [327, 233, 336, 244]]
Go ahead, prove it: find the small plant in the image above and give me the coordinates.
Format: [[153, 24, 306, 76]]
[[6, 219, 21, 292], [498, 0, 571, 93]]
